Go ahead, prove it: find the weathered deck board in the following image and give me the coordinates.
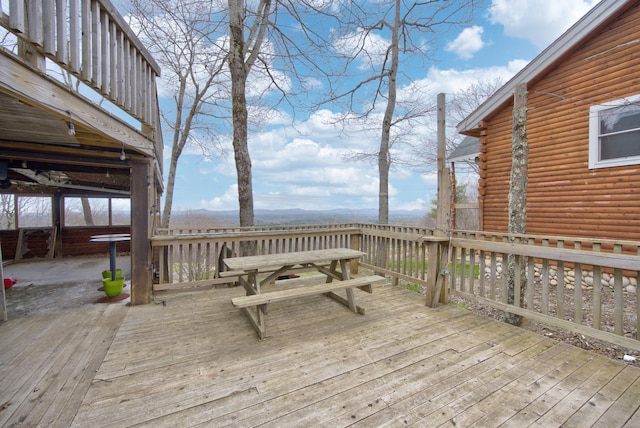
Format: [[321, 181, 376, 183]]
[[0, 303, 127, 427], [1, 282, 639, 427]]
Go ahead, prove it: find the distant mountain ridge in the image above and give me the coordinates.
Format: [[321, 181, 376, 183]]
[[171, 208, 426, 226]]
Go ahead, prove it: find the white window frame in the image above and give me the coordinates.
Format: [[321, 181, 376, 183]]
[[589, 94, 640, 169]]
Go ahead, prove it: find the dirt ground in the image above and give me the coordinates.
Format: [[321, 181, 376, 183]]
[[1, 256, 131, 319]]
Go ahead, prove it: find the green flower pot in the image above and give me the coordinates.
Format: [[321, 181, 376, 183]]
[[102, 269, 122, 279], [102, 277, 125, 297]]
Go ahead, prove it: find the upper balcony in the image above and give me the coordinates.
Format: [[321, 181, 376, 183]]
[[0, 0, 163, 196]]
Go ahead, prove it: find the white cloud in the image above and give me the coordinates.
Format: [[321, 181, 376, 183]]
[[391, 197, 430, 211], [200, 184, 239, 210], [489, 0, 602, 48], [446, 26, 485, 60], [422, 60, 529, 95]]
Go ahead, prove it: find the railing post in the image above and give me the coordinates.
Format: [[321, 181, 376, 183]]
[[437, 240, 450, 305], [424, 236, 450, 308], [350, 230, 362, 275], [425, 241, 438, 306]]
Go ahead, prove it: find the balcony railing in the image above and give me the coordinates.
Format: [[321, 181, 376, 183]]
[[1, 0, 161, 135], [151, 224, 640, 350]]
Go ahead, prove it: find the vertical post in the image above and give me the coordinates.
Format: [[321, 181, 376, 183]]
[[52, 194, 62, 258], [0, 237, 6, 321], [428, 94, 452, 307], [451, 162, 457, 229], [505, 82, 529, 326], [130, 160, 152, 305], [436, 93, 451, 235], [349, 232, 360, 275], [425, 241, 438, 306]]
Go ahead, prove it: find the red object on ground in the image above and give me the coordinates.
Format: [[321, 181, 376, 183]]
[[3, 277, 17, 289]]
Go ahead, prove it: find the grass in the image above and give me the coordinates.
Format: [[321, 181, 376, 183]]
[[389, 259, 481, 279], [450, 261, 481, 279], [399, 282, 424, 294], [451, 301, 471, 310]]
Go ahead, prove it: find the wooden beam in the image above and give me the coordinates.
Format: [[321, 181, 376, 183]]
[[0, 53, 155, 156], [452, 238, 640, 271], [436, 93, 451, 235], [130, 160, 151, 305]]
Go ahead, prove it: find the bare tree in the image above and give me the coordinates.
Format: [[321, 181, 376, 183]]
[[324, 0, 480, 224], [225, 0, 340, 231], [418, 78, 504, 174], [126, 0, 229, 229], [0, 195, 15, 229], [81, 198, 94, 226], [227, 0, 267, 229]]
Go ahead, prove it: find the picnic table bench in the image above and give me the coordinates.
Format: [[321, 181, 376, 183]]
[[225, 248, 384, 339]]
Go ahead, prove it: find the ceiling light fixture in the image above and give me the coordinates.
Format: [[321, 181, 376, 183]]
[[120, 142, 126, 161], [66, 110, 76, 136]]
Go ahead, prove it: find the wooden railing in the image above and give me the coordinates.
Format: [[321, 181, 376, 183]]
[[151, 224, 640, 349], [0, 0, 161, 133], [151, 226, 361, 290], [356, 223, 449, 306], [450, 230, 640, 350]]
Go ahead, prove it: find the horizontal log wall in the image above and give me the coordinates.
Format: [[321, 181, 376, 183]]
[[479, 2, 640, 241]]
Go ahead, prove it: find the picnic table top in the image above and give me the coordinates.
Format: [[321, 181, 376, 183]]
[[224, 248, 365, 271]]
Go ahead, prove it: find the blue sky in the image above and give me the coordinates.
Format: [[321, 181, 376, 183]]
[[163, 0, 601, 213]]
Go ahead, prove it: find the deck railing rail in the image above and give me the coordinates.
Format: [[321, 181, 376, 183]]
[[152, 224, 640, 349]]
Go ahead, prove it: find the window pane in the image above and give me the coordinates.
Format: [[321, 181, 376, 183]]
[[18, 197, 52, 227], [111, 198, 131, 225], [0, 195, 16, 229], [64, 197, 109, 226], [600, 102, 640, 134], [600, 129, 640, 160]]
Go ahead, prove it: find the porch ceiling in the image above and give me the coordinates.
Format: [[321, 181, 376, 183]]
[[0, 88, 135, 196]]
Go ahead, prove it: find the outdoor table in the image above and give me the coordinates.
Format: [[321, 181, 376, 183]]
[[90, 234, 130, 280], [224, 248, 365, 293], [225, 248, 382, 339]]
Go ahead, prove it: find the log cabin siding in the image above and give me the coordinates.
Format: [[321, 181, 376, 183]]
[[479, 1, 640, 240]]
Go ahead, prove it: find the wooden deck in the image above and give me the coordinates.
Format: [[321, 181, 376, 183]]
[[1, 283, 640, 427]]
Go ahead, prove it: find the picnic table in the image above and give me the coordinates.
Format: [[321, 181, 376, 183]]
[[225, 248, 385, 339]]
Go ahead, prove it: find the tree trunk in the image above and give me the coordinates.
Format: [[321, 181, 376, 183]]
[[377, 0, 401, 226], [81, 197, 94, 226], [161, 144, 181, 229], [375, 0, 400, 271], [505, 82, 529, 326], [228, 0, 255, 254]]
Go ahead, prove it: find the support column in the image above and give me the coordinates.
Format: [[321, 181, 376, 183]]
[[130, 160, 152, 305]]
